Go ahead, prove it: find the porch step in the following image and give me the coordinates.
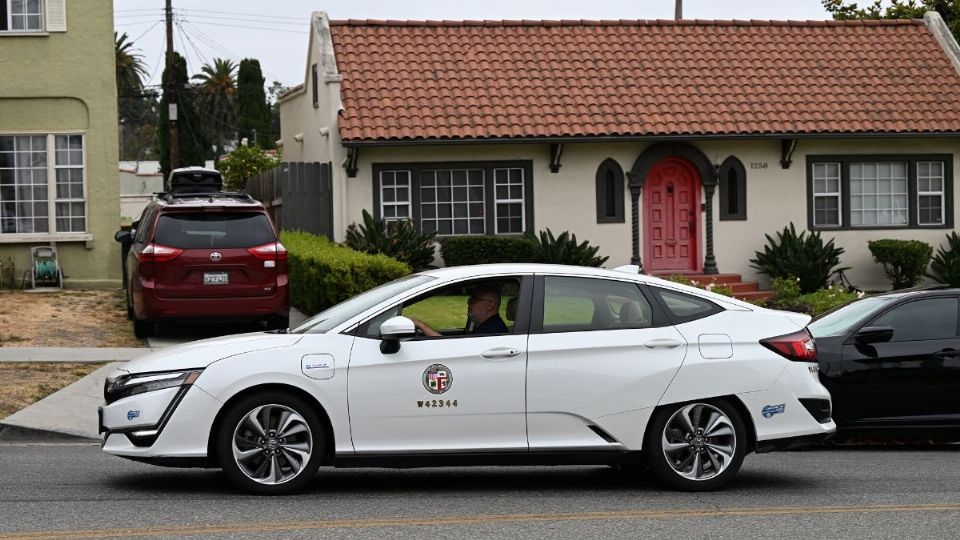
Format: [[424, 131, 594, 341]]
[[650, 272, 773, 303]]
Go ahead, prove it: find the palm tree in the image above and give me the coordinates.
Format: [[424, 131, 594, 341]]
[[115, 32, 148, 96], [193, 58, 238, 154]]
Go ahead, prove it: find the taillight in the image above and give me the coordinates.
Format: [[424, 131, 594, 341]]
[[248, 242, 287, 261], [760, 328, 817, 362], [136, 243, 183, 263]]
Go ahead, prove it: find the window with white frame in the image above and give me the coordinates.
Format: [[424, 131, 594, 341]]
[[420, 169, 485, 235], [494, 168, 525, 234], [379, 170, 410, 223], [850, 162, 908, 227], [2, 0, 44, 31], [918, 161, 945, 225], [812, 162, 841, 227], [807, 155, 952, 229], [0, 133, 86, 236], [374, 161, 532, 236]]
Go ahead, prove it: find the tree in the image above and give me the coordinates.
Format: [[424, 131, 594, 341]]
[[236, 59, 273, 149], [822, 0, 960, 42], [116, 32, 158, 160], [267, 80, 287, 152], [193, 58, 237, 156], [158, 52, 209, 178], [216, 144, 280, 191]]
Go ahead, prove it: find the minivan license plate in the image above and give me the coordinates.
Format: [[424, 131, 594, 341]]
[[203, 272, 229, 285]]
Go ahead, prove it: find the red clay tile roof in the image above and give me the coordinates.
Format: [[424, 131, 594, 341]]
[[329, 19, 960, 143]]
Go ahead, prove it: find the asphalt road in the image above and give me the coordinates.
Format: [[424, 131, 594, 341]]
[[0, 443, 958, 539]]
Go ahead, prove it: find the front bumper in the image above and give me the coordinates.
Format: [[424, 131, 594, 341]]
[[100, 383, 221, 459]]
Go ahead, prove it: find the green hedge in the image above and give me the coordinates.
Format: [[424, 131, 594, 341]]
[[438, 236, 537, 266], [868, 239, 933, 290], [281, 231, 410, 316]]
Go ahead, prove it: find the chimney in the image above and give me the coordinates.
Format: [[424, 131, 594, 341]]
[[675, 0, 682, 20]]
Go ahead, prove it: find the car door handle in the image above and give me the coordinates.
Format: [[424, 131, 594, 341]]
[[481, 347, 520, 359], [644, 339, 683, 350], [934, 349, 960, 358]]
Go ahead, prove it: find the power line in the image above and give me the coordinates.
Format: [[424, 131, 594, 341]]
[[181, 20, 308, 34], [175, 7, 304, 22], [128, 20, 162, 46], [179, 20, 294, 86]]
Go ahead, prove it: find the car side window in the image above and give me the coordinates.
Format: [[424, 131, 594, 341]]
[[870, 297, 958, 342], [135, 209, 153, 243], [651, 287, 722, 324], [539, 276, 657, 333]]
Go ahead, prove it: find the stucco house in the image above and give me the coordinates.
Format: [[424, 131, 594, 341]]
[[0, 0, 119, 288], [279, 11, 960, 292]]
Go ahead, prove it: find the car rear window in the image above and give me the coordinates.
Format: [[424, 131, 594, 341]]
[[153, 212, 276, 249]]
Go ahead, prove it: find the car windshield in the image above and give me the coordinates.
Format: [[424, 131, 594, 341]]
[[807, 296, 892, 338], [291, 275, 435, 334], [153, 212, 275, 249]]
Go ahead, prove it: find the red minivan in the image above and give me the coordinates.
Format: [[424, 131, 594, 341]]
[[117, 180, 289, 338]]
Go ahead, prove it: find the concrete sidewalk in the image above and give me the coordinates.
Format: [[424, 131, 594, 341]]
[[0, 307, 311, 440]]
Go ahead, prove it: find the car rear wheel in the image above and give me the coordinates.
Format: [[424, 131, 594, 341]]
[[132, 318, 153, 339], [216, 392, 323, 495], [646, 400, 746, 491], [266, 315, 289, 331]]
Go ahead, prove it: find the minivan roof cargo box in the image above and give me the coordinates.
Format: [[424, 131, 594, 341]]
[[166, 166, 223, 194]]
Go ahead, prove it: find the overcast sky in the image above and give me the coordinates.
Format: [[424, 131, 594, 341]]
[[114, 0, 832, 91]]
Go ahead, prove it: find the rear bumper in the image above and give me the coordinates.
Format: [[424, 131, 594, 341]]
[[135, 280, 288, 321]]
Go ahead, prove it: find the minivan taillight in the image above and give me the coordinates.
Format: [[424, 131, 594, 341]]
[[137, 243, 183, 263], [760, 328, 817, 362], [248, 242, 288, 261]]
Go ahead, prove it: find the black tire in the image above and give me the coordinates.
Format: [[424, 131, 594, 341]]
[[125, 289, 134, 320], [645, 399, 746, 491], [132, 318, 153, 339], [216, 391, 324, 495], [267, 315, 290, 331]]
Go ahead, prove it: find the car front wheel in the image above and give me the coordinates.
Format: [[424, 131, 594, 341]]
[[216, 392, 324, 495], [646, 400, 746, 491]]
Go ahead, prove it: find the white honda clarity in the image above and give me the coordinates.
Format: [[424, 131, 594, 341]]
[[100, 264, 835, 494]]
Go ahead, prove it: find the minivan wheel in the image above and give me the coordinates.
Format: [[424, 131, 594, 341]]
[[646, 400, 746, 491], [216, 392, 323, 495], [132, 318, 153, 339], [267, 315, 290, 331]]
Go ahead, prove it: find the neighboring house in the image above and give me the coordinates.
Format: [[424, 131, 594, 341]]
[[0, 0, 119, 288], [279, 12, 960, 291]]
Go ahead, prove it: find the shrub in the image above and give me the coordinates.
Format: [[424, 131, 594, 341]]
[[750, 223, 848, 294], [665, 274, 697, 287], [217, 145, 280, 191], [927, 232, 960, 287], [796, 285, 859, 316], [867, 239, 933, 290], [526, 229, 609, 267], [280, 230, 410, 315], [438, 236, 537, 266], [705, 283, 734, 297], [771, 276, 801, 303], [345, 210, 437, 270]]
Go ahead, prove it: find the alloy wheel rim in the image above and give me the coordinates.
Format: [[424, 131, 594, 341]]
[[232, 404, 313, 485], [661, 403, 736, 481]]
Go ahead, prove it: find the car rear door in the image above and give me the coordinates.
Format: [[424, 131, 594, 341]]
[[840, 295, 960, 426], [525, 275, 687, 450], [150, 211, 280, 299]]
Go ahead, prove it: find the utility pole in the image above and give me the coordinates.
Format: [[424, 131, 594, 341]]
[[165, 0, 179, 170], [675, 0, 682, 20]]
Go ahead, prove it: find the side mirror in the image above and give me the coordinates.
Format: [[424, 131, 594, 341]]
[[379, 316, 416, 354], [114, 230, 132, 244], [855, 326, 894, 344]]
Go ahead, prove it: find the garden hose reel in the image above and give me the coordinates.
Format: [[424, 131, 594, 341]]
[[31, 246, 63, 290]]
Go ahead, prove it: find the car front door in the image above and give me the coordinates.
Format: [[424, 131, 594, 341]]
[[525, 275, 687, 450], [347, 275, 532, 454], [841, 295, 960, 426]]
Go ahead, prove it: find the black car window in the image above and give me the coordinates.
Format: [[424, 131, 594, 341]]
[[539, 276, 656, 333], [651, 287, 723, 324], [152, 212, 276, 249], [871, 297, 959, 342], [134, 208, 154, 243]]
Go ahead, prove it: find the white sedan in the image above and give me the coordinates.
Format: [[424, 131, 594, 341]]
[[100, 264, 835, 494]]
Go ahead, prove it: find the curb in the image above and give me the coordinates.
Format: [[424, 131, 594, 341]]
[[0, 423, 99, 443]]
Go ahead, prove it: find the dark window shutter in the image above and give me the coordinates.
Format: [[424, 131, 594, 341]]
[[595, 158, 625, 223], [719, 156, 747, 221]]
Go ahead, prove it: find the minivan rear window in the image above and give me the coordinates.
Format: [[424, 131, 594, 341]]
[[153, 213, 276, 249]]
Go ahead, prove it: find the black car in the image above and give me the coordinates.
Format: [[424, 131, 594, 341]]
[[808, 286, 960, 439]]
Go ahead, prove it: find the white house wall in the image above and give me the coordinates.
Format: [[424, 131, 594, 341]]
[[346, 138, 959, 291]]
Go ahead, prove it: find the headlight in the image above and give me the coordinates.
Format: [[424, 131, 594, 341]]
[[104, 369, 203, 404]]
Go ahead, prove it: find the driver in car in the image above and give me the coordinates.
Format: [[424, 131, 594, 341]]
[[410, 286, 509, 337]]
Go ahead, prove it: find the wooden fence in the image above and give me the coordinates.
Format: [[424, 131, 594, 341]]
[[244, 161, 333, 239]]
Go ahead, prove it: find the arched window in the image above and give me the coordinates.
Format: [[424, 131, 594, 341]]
[[595, 158, 624, 223], [719, 156, 747, 220]]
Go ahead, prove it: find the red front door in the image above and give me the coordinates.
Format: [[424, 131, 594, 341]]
[[643, 158, 701, 272]]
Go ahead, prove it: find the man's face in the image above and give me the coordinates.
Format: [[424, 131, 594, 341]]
[[467, 292, 498, 324]]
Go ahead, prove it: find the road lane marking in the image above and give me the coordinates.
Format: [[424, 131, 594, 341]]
[[3, 502, 960, 539]]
